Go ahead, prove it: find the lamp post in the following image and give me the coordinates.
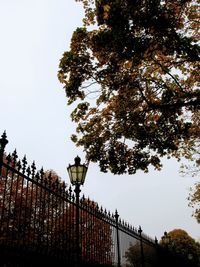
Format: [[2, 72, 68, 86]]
[[0, 132, 8, 172], [67, 156, 87, 266], [114, 210, 121, 267], [161, 231, 172, 266], [162, 231, 171, 249]]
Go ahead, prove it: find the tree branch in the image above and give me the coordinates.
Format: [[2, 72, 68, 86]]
[[151, 55, 184, 92], [150, 98, 200, 110]]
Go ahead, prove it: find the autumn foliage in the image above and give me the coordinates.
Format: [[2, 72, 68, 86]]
[[189, 182, 200, 223], [160, 229, 200, 266], [0, 156, 113, 265], [58, 0, 200, 174], [125, 241, 157, 267]]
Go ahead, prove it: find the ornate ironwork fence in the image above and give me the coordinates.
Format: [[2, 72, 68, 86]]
[[0, 132, 196, 267]]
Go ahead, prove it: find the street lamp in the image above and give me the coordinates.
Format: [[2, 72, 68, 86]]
[[161, 231, 172, 266], [67, 156, 88, 265], [162, 231, 171, 247]]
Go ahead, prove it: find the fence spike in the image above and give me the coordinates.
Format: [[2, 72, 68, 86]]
[[12, 149, 18, 166], [1, 131, 7, 138], [16, 159, 22, 171], [40, 167, 44, 177], [87, 197, 90, 209], [69, 186, 72, 197], [22, 155, 27, 174], [26, 166, 31, 177], [31, 161, 36, 177], [39, 167, 45, 184], [35, 171, 40, 181], [6, 153, 12, 164]]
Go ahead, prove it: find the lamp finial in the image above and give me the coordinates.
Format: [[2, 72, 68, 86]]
[[74, 156, 81, 166]]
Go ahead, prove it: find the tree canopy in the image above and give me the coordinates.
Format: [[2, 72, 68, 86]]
[[58, 0, 200, 174]]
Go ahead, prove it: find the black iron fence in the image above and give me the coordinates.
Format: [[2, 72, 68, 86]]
[[0, 132, 197, 267]]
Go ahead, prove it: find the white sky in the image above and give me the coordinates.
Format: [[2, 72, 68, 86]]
[[0, 0, 199, 241]]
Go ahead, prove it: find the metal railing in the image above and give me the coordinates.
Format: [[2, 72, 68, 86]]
[[0, 132, 194, 267]]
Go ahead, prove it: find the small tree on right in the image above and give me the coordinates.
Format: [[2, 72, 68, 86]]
[[160, 229, 200, 266]]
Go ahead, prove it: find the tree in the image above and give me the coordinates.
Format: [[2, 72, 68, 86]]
[[80, 199, 113, 265], [160, 229, 200, 266], [0, 154, 113, 264], [124, 241, 157, 267], [0, 155, 63, 248], [51, 197, 113, 265], [58, 0, 200, 174]]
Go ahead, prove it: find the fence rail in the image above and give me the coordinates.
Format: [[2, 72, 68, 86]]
[[0, 132, 196, 267]]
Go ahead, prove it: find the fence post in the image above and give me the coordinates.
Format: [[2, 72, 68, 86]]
[[138, 226, 145, 267], [115, 210, 121, 267], [0, 131, 8, 173], [74, 184, 81, 267]]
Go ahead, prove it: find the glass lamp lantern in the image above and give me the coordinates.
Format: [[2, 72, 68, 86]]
[[67, 156, 87, 186]]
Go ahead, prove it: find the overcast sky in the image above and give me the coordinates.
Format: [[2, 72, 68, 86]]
[[0, 0, 199, 241]]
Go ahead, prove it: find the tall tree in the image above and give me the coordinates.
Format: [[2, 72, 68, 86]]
[[58, 0, 200, 174]]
